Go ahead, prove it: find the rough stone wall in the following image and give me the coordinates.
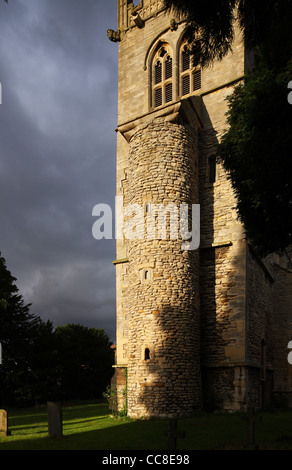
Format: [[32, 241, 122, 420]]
[[110, 366, 127, 412], [201, 366, 246, 412], [246, 247, 273, 366], [114, 3, 246, 378], [200, 242, 246, 363], [246, 247, 274, 406], [112, 1, 265, 416], [126, 117, 201, 418], [198, 83, 248, 411], [199, 243, 248, 411], [267, 247, 292, 402], [114, 132, 130, 368], [116, 8, 245, 126]]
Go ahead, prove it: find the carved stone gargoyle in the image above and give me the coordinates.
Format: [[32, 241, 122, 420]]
[[107, 29, 121, 42]]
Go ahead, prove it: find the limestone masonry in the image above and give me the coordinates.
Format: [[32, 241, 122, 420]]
[[109, 0, 292, 418]]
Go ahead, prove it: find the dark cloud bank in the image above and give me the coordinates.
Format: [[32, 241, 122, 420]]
[[0, 0, 119, 340]]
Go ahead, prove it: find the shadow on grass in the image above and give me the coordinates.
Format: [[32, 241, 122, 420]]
[[1, 404, 292, 450], [0, 418, 167, 451]]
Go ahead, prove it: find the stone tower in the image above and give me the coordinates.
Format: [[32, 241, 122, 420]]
[[109, 0, 292, 417]]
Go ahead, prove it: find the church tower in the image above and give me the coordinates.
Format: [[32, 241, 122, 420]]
[[109, 0, 292, 417], [111, 0, 202, 418]]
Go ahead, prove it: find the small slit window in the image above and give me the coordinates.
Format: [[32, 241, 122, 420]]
[[180, 42, 201, 96], [208, 155, 216, 184], [152, 43, 173, 108], [144, 270, 150, 280], [145, 348, 150, 361]]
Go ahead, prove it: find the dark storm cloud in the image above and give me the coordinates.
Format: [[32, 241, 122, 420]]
[[0, 0, 119, 340]]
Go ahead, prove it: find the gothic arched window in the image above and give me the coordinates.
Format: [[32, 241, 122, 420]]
[[180, 43, 201, 97], [152, 44, 173, 108]]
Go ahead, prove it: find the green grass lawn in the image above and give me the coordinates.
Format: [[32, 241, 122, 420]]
[[0, 401, 292, 450]]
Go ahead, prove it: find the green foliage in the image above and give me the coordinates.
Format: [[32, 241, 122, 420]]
[[164, 0, 292, 67], [164, 0, 237, 66], [218, 57, 292, 255], [164, 0, 292, 255], [54, 324, 114, 401], [0, 253, 114, 406], [103, 385, 118, 415], [103, 369, 128, 418], [103, 385, 127, 418], [0, 253, 41, 405]]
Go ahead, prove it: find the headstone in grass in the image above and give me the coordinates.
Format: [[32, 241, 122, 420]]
[[47, 402, 63, 438], [0, 409, 8, 437], [164, 419, 185, 450], [242, 406, 261, 448]]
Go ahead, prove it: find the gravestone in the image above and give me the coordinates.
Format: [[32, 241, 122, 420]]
[[0, 409, 8, 437], [164, 419, 185, 450], [47, 402, 63, 438], [242, 406, 262, 448]]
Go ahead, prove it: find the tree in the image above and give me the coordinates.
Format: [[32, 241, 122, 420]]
[[21, 319, 61, 405], [164, 1, 292, 66], [0, 253, 115, 405], [164, 0, 292, 255], [54, 324, 114, 401], [0, 253, 41, 404], [218, 58, 292, 255]]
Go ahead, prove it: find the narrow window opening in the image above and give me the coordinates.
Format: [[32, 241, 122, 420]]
[[165, 55, 172, 80], [182, 75, 190, 96], [145, 203, 151, 213], [145, 348, 150, 361], [155, 60, 162, 84], [144, 270, 149, 280], [155, 88, 162, 107], [165, 83, 172, 103], [182, 47, 190, 71], [208, 155, 216, 184], [193, 69, 201, 91]]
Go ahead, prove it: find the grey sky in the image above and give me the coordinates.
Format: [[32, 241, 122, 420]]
[[0, 0, 119, 341]]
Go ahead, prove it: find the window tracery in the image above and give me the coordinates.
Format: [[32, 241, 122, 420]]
[[180, 43, 201, 96], [152, 43, 173, 108]]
